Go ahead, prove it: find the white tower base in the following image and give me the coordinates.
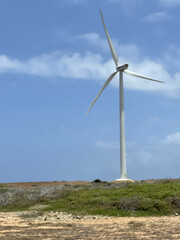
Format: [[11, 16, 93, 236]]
[[115, 178, 134, 182]]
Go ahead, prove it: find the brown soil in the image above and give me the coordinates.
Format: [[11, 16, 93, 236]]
[[0, 212, 179, 239], [0, 181, 89, 189]]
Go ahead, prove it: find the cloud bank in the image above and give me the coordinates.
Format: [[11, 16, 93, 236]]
[[1, 33, 180, 97]]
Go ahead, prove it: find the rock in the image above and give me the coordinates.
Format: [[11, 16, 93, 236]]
[[76, 215, 82, 219], [174, 212, 179, 216]]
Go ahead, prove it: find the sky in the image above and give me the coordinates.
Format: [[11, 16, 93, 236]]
[[0, 0, 180, 183]]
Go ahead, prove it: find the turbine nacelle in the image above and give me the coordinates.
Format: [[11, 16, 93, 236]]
[[116, 64, 128, 72]]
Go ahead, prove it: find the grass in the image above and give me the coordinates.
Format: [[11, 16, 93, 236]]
[[0, 180, 179, 217]]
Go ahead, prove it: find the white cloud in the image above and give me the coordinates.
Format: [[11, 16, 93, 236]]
[[0, 52, 175, 95], [144, 12, 170, 22], [0, 51, 108, 80], [95, 140, 119, 150], [1, 38, 180, 97], [159, 0, 180, 6], [164, 132, 180, 144], [0, 55, 21, 73]]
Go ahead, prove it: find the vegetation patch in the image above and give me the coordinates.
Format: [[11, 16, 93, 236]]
[[0, 180, 179, 217]]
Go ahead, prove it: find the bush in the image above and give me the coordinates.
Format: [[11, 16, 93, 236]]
[[92, 179, 102, 183], [117, 197, 142, 212], [140, 198, 170, 214]]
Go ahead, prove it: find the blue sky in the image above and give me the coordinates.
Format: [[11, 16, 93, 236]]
[[0, 0, 180, 183]]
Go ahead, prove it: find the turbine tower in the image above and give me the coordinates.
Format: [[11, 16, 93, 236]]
[[87, 11, 164, 181]]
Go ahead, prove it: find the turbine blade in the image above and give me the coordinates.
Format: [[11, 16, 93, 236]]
[[86, 71, 118, 114], [124, 70, 164, 83], [100, 10, 119, 68]]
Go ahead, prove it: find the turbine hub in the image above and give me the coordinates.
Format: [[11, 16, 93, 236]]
[[116, 64, 128, 71]]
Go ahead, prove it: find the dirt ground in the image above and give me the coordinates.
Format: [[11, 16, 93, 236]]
[[0, 212, 179, 240], [0, 181, 90, 189]]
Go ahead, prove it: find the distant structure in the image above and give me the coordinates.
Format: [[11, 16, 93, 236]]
[[87, 11, 164, 181]]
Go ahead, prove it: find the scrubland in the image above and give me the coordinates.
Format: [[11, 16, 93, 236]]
[[0, 179, 179, 217]]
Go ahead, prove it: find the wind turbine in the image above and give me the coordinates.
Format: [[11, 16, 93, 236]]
[[87, 11, 164, 181]]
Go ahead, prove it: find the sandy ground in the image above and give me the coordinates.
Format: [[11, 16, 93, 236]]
[[0, 212, 179, 240]]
